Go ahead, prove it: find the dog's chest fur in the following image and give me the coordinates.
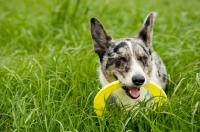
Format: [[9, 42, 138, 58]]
[[90, 12, 167, 107]]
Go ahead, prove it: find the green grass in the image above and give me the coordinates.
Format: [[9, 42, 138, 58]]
[[0, 0, 200, 131]]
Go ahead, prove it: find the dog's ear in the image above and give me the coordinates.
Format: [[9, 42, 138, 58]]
[[90, 18, 112, 60], [137, 12, 157, 51]]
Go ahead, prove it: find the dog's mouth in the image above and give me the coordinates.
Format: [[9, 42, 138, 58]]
[[122, 86, 140, 99]]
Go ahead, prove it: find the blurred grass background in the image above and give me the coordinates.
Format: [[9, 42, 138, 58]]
[[0, 0, 200, 131]]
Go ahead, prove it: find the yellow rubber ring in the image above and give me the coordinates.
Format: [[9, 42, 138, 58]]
[[94, 81, 167, 116]]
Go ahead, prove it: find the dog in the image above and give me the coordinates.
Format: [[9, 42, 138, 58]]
[[90, 12, 167, 109]]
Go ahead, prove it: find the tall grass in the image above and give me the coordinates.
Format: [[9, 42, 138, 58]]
[[0, 0, 200, 131]]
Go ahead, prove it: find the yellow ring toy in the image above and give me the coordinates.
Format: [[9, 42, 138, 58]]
[[94, 81, 167, 116]]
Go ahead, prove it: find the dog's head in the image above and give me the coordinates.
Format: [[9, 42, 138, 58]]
[[90, 13, 156, 99]]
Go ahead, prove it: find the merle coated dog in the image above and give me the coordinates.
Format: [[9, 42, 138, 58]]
[[90, 12, 167, 108]]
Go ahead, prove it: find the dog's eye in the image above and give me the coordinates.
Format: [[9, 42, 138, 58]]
[[138, 56, 148, 63], [120, 57, 127, 62], [115, 57, 127, 67]]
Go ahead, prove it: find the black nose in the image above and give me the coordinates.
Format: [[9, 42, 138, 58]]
[[132, 75, 145, 86]]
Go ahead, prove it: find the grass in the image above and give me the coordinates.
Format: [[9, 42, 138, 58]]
[[0, 0, 200, 131]]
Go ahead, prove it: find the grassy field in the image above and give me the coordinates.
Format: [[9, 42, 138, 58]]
[[0, 0, 200, 131]]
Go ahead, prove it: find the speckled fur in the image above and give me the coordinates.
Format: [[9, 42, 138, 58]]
[[90, 12, 167, 108]]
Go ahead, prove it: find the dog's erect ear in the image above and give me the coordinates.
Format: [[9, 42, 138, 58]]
[[137, 12, 157, 51], [90, 18, 112, 60]]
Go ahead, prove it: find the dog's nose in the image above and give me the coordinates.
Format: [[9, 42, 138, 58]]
[[132, 75, 145, 86]]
